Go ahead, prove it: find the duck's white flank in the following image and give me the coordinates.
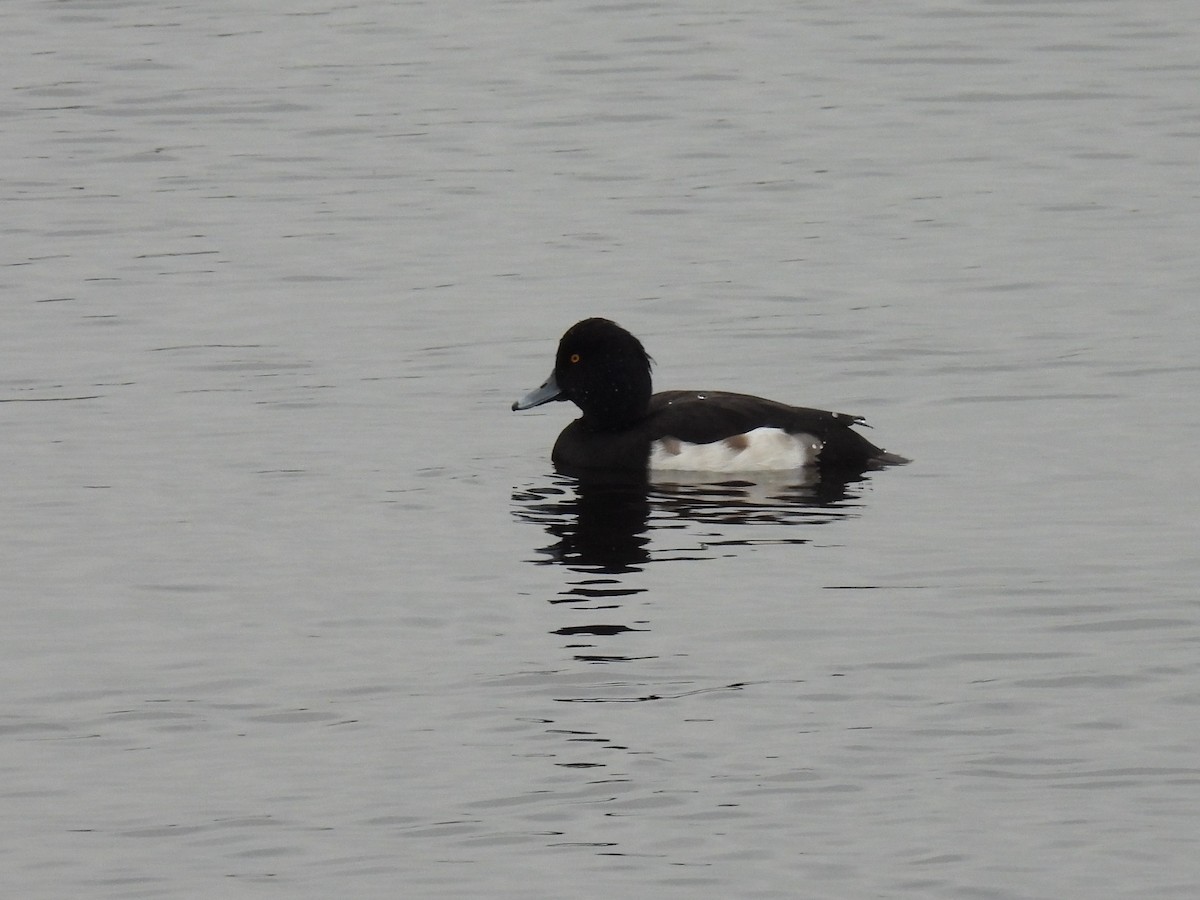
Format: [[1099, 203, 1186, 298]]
[[649, 427, 823, 472]]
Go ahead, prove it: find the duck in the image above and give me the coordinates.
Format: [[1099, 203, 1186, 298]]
[[512, 317, 908, 474]]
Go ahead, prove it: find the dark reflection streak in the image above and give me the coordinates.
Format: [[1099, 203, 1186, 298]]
[[573, 655, 657, 663], [556, 681, 749, 704], [0, 395, 102, 403], [553, 625, 646, 636]]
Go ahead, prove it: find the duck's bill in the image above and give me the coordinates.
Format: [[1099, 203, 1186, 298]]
[[512, 372, 563, 411]]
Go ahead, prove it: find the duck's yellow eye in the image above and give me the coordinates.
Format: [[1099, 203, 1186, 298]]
[[569, 353, 581, 364]]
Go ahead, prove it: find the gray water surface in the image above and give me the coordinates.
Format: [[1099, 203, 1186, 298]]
[[4, 1, 1199, 897]]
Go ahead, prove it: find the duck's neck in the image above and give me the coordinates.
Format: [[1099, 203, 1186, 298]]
[[578, 361, 651, 430]]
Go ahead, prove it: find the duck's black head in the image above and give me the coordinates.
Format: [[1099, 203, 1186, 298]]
[[513, 318, 653, 429]]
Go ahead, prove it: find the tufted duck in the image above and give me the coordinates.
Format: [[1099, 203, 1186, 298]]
[[513, 318, 907, 474]]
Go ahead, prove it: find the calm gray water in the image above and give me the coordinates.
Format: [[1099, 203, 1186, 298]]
[[4, 1, 1199, 897]]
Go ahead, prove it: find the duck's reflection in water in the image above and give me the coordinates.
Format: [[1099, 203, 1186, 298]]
[[513, 467, 875, 666], [514, 466, 869, 571]]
